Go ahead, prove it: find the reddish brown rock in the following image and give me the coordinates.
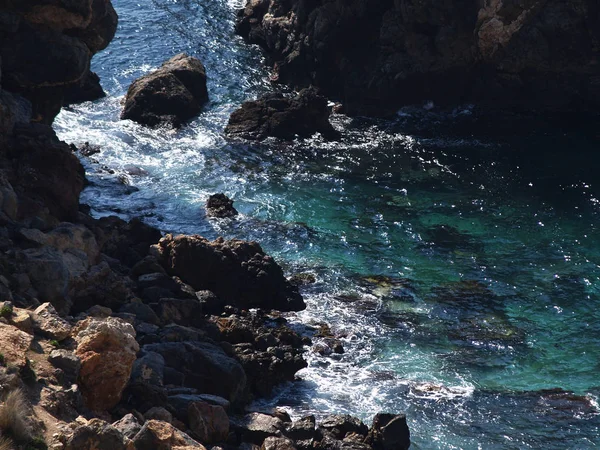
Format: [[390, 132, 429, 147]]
[[74, 317, 139, 411], [0, 322, 33, 369]]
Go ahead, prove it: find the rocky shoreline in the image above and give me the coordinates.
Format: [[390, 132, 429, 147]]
[[0, 1, 409, 449]]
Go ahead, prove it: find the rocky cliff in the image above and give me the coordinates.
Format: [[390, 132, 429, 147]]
[[237, 0, 600, 115]]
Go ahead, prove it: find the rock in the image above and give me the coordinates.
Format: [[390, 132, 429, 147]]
[[48, 349, 81, 379], [239, 0, 600, 115], [238, 413, 284, 444], [32, 302, 72, 340], [225, 88, 338, 141], [366, 413, 410, 450], [188, 401, 230, 444], [152, 297, 203, 327], [0, 322, 33, 369], [131, 420, 207, 450], [144, 341, 247, 405], [40, 384, 82, 418], [112, 413, 143, 440], [121, 53, 209, 127], [10, 308, 33, 333], [64, 71, 106, 105], [168, 394, 231, 422], [151, 234, 305, 312], [284, 416, 316, 442], [145, 406, 173, 423], [65, 419, 128, 450], [262, 437, 297, 450], [206, 193, 238, 218], [74, 317, 139, 411], [131, 351, 165, 387], [319, 415, 368, 440]]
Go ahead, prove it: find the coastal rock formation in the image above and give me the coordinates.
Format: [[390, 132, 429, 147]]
[[225, 87, 338, 140], [121, 53, 209, 127], [151, 234, 306, 312], [236, 0, 600, 115], [206, 193, 238, 218], [74, 317, 139, 411]]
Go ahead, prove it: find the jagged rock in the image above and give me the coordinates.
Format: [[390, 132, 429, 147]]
[[32, 302, 72, 340], [112, 413, 143, 440], [262, 437, 297, 450], [131, 419, 207, 449], [144, 341, 247, 404], [366, 413, 410, 450], [319, 415, 368, 440], [65, 419, 128, 450], [284, 416, 316, 442], [225, 88, 338, 141], [152, 297, 203, 327], [48, 349, 81, 380], [40, 384, 82, 418], [237, 413, 284, 444], [121, 53, 209, 127], [151, 234, 305, 312], [74, 317, 139, 411], [206, 193, 238, 218], [236, 0, 600, 115], [188, 401, 230, 444], [0, 322, 33, 369]]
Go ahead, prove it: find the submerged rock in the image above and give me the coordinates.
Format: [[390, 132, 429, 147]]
[[225, 87, 338, 141], [151, 234, 305, 312], [121, 53, 209, 127]]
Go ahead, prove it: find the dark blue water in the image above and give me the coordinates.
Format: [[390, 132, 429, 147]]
[[55, 0, 600, 448]]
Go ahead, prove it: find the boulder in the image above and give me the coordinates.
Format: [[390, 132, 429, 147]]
[[236, 0, 600, 115], [206, 193, 238, 218], [319, 415, 368, 440], [237, 413, 284, 444], [64, 71, 106, 105], [65, 419, 128, 450], [0, 322, 33, 369], [151, 234, 305, 312], [262, 437, 297, 450], [145, 406, 173, 423], [121, 53, 208, 127], [74, 317, 139, 411], [48, 349, 81, 380], [152, 297, 203, 327], [32, 302, 72, 340], [131, 420, 207, 450], [112, 413, 143, 440], [188, 401, 230, 444], [225, 88, 338, 141], [366, 413, 410, 450], [168, 394, 230, 422]]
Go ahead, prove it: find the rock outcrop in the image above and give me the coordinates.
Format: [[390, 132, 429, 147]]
[[121, 53, 209, 127], [236, 0, 600, 115], [225, 87, 338, 140], [206, 193, 238, 218], [151, 234, 306, 312]]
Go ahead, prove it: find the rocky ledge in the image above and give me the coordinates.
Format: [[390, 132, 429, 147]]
[[236, 0, 600, 115]]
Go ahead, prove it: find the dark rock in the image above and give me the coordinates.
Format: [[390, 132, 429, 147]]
[[145, 341, 247, 405], [236, 413, 284, 444], [145, 406, 173, 423], [206, 193, 238, 218], [112, 413, 143, 440], [262, 437, 297, 450], [366, 413, 410, 450], [121, 53, 209, 127], [188, 401, 230, 444], [196, 290, 224, 315], [236, 0, 600, 116], [168, 394, 231, 422], [131, 419, 206, 449], [319, 415, 368, 440], [64, 71, 106, 105], [48, 349, 81, 380], [225, 87, 338, 141], [65, 419, 128, 450], [152, 297, 203, 327], [284, 416, 316, 442], [120, 299, 160, 325], [151, 234, 305, 312]]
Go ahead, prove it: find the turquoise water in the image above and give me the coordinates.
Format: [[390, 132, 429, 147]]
[[54, 0, 600, 448]]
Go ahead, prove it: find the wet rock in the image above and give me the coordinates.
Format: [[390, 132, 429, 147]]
[[236, 0, 600, 115], [319, 415, 368, 440], [151, 234, 305, 312], [74, 317, 139, 411], [225, 88, 338, 141], [288, 272, 317, 287], [284, 415, 316, 442], [366, 413, 410, 450], [32, 302, 72, 341], [121, 53, 209, 127], [206, 193, 238, 218], [64, 71, 106, 105], [188, 401, 230, 444], [65, 419, 128, 450], [112, 413, 143, 440]]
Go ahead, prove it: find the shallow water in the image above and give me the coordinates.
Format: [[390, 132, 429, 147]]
[[55, 0, 600, 448]]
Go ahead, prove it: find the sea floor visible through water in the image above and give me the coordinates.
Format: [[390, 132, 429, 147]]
[[54, 0, 600, 448]]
